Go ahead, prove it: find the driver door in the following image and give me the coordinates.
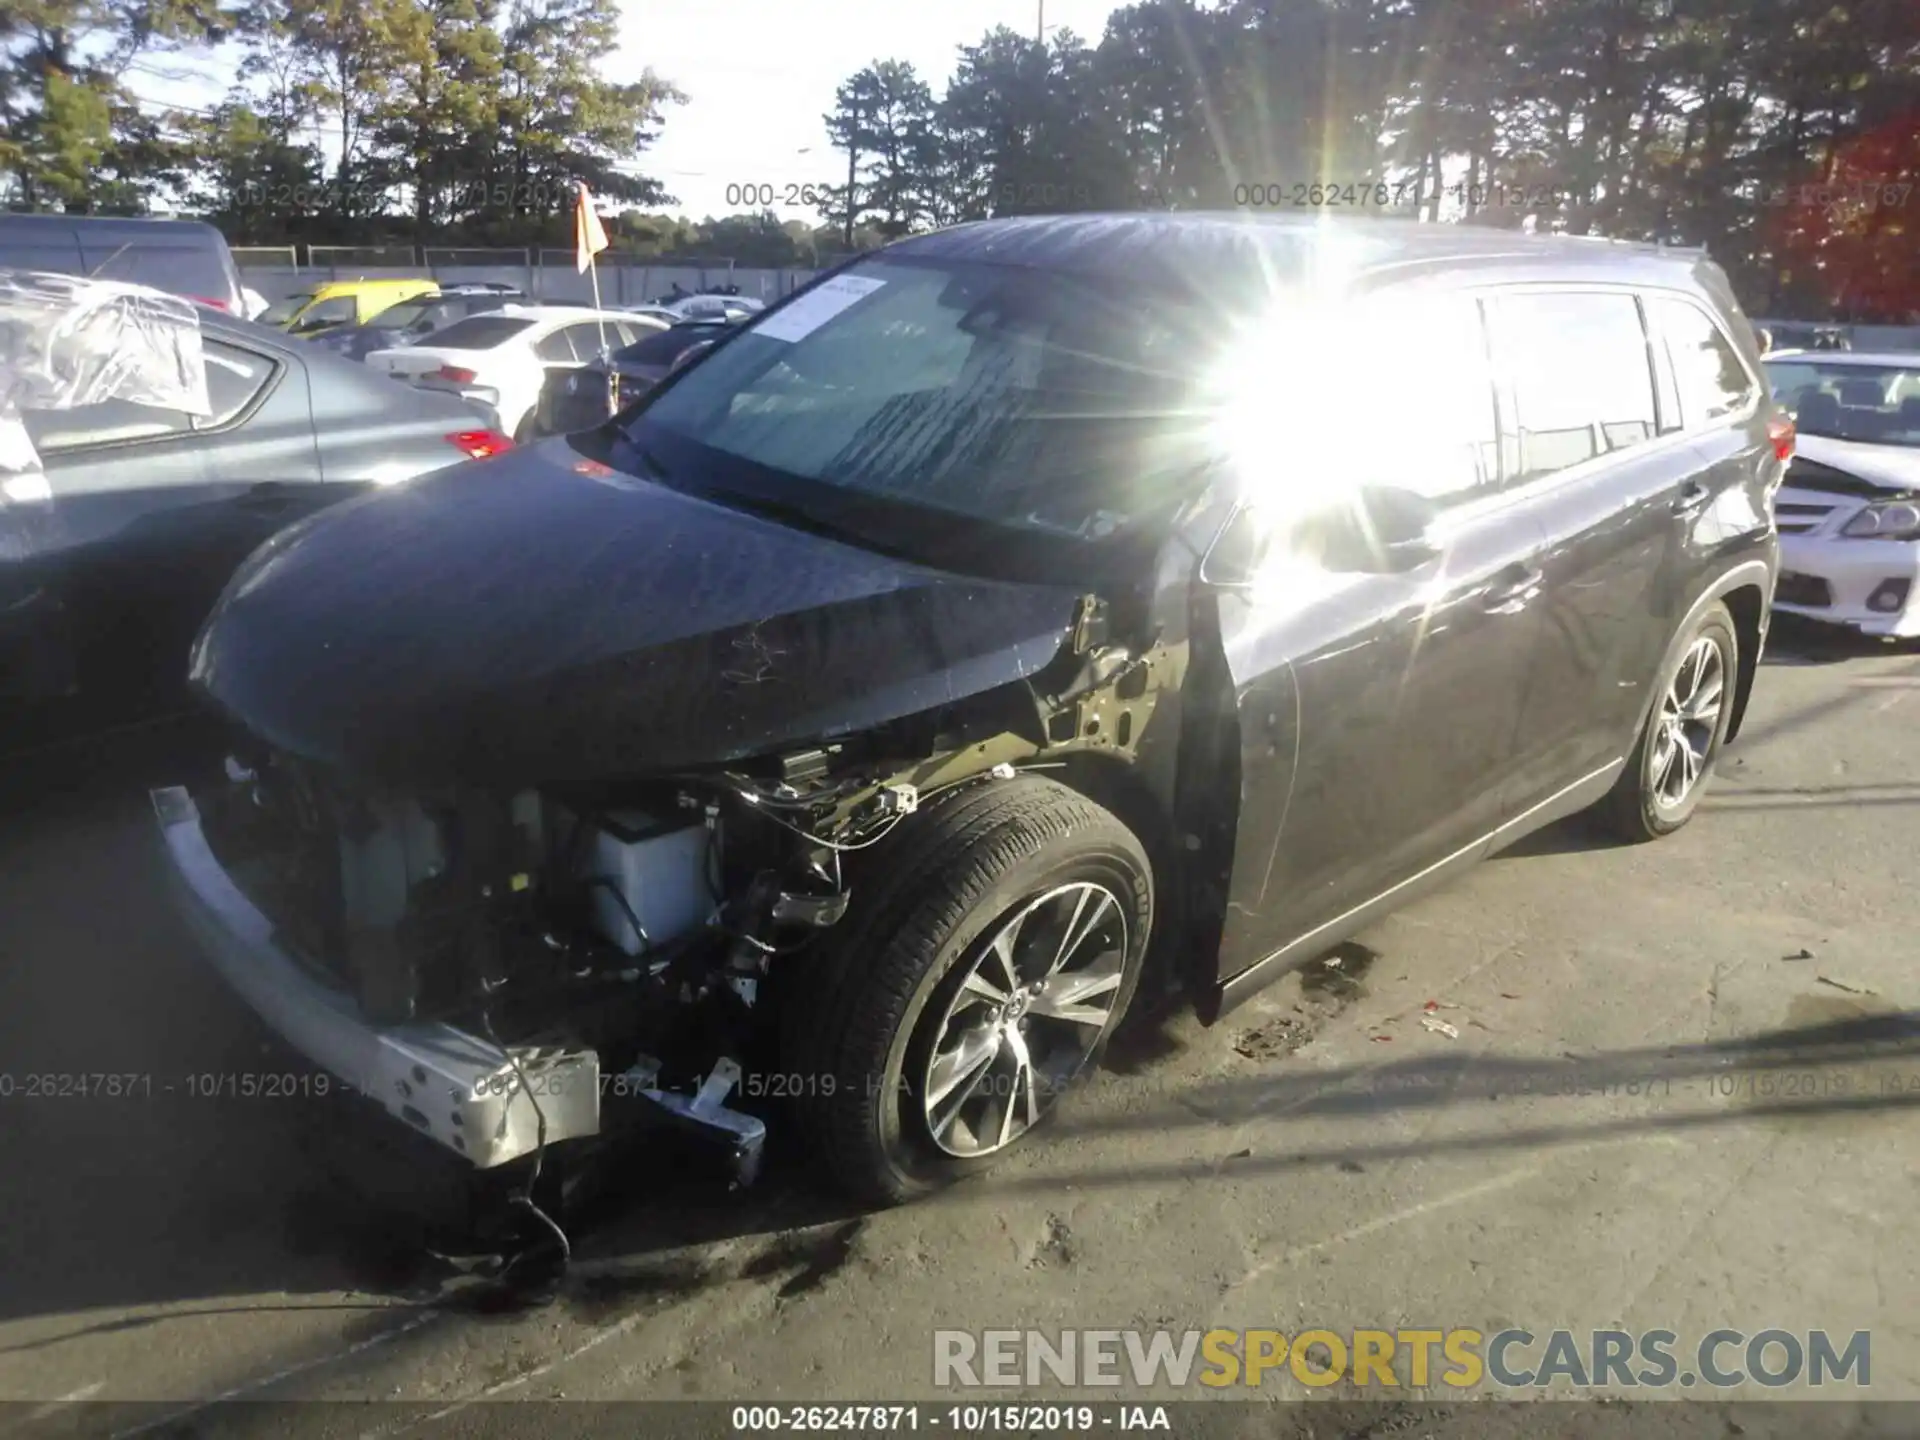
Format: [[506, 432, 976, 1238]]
[[1208, 286, 1552, 987]]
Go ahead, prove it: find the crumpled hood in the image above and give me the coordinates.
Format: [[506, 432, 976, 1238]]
[[190, 439, 1082, 786], [1793, 435, 1920, 493]]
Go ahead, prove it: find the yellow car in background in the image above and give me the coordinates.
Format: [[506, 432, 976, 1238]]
[[258, 277, 440, 336]]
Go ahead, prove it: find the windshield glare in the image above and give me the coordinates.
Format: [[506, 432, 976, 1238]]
[[1767, 360, 1920, 448], [633, 258, 1213, 557]]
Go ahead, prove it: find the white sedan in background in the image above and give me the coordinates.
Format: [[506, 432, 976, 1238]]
[[1765, 351, 1920, 637], [365, 305, 659, 441]]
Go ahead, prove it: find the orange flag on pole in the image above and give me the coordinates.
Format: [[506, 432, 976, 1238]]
[[574, 181, 609, 273]]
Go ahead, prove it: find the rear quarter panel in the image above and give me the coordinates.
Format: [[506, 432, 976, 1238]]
[[300, 347, 494, 483]]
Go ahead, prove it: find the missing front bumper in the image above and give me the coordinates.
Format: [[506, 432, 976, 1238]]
[[150, 784, 601, 1168]]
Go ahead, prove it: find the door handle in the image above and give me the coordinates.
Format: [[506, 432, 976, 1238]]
[[1483, 564, 1544, 615], [1671, 481, 1712, 515]]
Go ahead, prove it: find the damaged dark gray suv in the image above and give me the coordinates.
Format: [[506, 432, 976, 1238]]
[[155, 214, 1785, 1209]]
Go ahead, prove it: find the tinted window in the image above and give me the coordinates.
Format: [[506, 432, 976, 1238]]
[[1651, 296, 1755, 427], [424, 315, 536, 349], [1488, 291, 1658, 483]]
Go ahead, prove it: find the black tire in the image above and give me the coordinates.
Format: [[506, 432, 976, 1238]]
[[779, 776, 1152, 1206], [1595, 601, 1738, 842]]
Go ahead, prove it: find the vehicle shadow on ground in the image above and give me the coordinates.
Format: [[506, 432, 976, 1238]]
[[1762, 614, 1918, 666]]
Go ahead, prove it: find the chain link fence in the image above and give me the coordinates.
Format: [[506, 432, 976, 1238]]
[[230, 244, 298, 269], [306, 244, 422, 269], [424, 246, 532, 269]]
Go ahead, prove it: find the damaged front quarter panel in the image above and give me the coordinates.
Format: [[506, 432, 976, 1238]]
[[162, 434, 1212, 1212]]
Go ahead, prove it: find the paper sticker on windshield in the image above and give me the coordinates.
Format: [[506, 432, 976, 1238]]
[[751, 276, 886, 343]]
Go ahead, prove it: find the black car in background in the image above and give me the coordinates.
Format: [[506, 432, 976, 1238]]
[[157, 214, 1783, 1209], [532, 317, 732, 435], [2, 302, 512, 743], [309, 287, 528, 363], [0, 213, 246, 314]]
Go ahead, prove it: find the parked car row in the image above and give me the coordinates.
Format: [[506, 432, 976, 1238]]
[[361, 306, 669, 439], [533, 316, 736, 436]]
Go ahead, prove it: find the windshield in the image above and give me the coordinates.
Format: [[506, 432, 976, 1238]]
[[258, 291, 315, 325], [627, 257, 1213, 572], [1766, 360, 1920, 448]]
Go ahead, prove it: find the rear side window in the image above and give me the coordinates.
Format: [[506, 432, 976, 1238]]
[[199, 341, 277, 426], [1648, 296, 1755, 428], [534, 326, 582, 362], [566, 320, 620, 357], [1487, 291, 1659, 483], [425, 315, 535, 349], [22, 338, 275, 454]]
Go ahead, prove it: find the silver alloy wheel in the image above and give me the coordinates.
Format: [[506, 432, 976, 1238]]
[[1650, 635, 1725, 807], [921, 881, 1128, 1158]]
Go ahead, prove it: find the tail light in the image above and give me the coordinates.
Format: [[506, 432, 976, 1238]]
[[189, 295, 231, 311], [1767, 413, 1796, 462], [435, 365, 479, 384], [447, 429, 515, 460]]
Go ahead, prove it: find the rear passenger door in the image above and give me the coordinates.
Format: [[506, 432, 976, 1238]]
[[1491, 288, 1695, 814]]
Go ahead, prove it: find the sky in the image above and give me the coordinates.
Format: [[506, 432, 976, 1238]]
[[614, 0, 1124, 218], [128, 0, 1130, 223]]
